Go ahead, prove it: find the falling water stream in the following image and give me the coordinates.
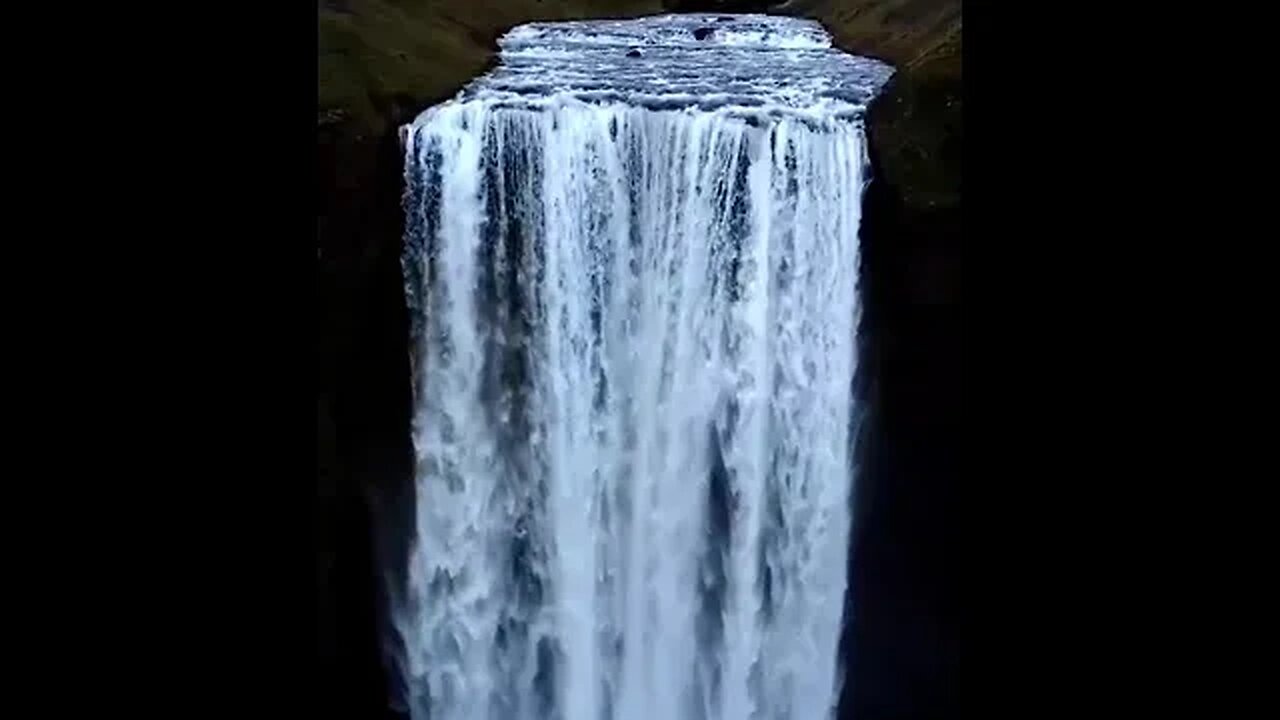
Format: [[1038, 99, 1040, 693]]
[[397, 13, 892, 720]]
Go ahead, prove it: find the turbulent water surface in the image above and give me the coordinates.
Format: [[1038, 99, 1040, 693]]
[[397, 13, 892, 720]]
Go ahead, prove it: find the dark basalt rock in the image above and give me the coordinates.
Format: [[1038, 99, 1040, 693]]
[[626, 48, 642, 57], [693, 26, 715, 40]]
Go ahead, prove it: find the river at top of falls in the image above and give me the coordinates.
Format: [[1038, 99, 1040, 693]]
[[406, 13, 892, 127], [396, 13, 892, 720]]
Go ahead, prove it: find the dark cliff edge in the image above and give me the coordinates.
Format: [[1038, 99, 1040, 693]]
[[317, 1, 960, 717]]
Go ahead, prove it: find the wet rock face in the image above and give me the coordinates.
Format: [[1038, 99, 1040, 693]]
[[868, 71, 962, 211], [317, 98, 423, 719]]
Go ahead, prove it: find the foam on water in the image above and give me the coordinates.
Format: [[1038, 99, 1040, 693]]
[[397, 13, 891, 720]]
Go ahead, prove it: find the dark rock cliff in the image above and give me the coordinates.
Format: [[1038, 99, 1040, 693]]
[[317, 1, 960, 717]]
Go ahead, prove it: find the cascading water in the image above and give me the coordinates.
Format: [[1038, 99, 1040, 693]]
[[396, 13, 892, 720]]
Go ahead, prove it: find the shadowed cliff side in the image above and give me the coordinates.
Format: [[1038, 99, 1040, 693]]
[[317, 2, 960, 717]]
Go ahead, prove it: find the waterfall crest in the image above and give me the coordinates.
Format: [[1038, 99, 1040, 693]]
[[398, 13, 892, 720]]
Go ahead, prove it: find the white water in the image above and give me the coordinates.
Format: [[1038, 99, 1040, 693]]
[[397, 14, 891, 720]]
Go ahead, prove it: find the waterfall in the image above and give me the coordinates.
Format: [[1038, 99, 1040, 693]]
[[396, 13, 892, 720]]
